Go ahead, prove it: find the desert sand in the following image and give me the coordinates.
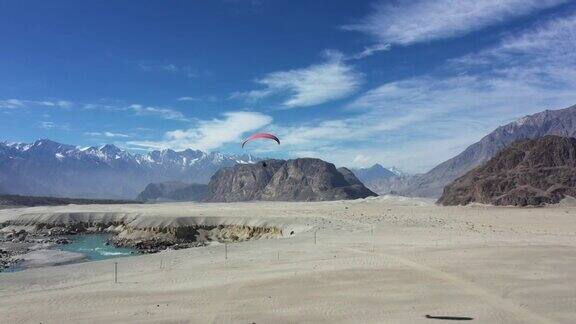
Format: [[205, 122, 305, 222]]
[[1, 196, 576, 323]]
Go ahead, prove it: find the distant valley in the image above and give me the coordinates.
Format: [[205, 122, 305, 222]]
[[3, 105, 576, 202]]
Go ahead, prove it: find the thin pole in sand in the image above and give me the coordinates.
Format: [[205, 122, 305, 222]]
[[225, 243, 228, 260], [277, 251, 280, 261], [371, 225, 375, 252], [314, 230, 317, 245], [114, 262, 118, 284]]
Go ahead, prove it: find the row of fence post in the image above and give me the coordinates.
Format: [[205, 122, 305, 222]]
[[112, 226, 378, 283]]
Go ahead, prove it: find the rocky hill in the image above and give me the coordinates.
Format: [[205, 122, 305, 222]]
[[403, 104, 576, 198], [0, 139, 258, 199], [204, 158, 377, 202], [137, 182, 208, 202], [438, 136, 576, 206]]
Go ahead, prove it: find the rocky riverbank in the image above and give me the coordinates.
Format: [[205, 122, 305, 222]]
[[0, 219, 284, 271], [0, 227, 73, 271]]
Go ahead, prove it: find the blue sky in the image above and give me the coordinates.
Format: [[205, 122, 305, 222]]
[[1, 0, 576, 172]]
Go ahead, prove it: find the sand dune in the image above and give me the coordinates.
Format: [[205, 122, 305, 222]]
[[1, 197, 576, 323]]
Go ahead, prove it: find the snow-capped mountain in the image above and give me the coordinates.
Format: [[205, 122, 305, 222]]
[[387, 167, 406, 177], [349, 164, 412, 195], [0, 139, 259, 199], [350, 164, 396, 184]]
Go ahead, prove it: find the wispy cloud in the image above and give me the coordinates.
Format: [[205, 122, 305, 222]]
[[177, 95, 218, 102], [343, 0, 568, 46], [271, 66, 576, 170], [128, 104, 188, 121], [128, 111, 272, 151], [138, 62, 179, 72], [137, 62, 198, 77], [452, 10, 576, 68], [38, 121, 70, 130], [84, 131, 130, 138], [271, 12, 576, 171], [232, 54, 363, 108], [82, 101, 188, 121], [351, 43, 391, 59], [176, 96, 199, 102], [0, 99, 25, 109], [0, 99, 72, 109]]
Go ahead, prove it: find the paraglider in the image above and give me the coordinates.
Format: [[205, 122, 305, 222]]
[[241, 132, 280, 148]]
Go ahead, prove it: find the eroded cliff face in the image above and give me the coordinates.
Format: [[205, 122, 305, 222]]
[[438, 136, 576, 206], [204, 158, 377, 202]]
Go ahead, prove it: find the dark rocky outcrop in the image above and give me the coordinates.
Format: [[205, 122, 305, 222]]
[[438, 136, 576, 206], [402, 104, 576, 198], [204, 158, 377, 202], [137, 182, 208, 202]]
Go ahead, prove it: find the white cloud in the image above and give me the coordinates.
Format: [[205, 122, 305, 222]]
[[0, 99, 26, 109], [85, 131, 130, 138], [0, 99, 72, 109], [38, 121, 56, 129], [138, 63, 179, 73], [128, 104, 188, 121], [138, 62, 198, 77], [82, 101, 189, 121], [128, 111, 272, 151], [352, 43, 391, 59], [38, 121, 69, 130], [129, 12, 576, 171], [56, 100, 73, 108], [266, 11, 576, 171], [177, 96, 198, 102], [271, 61, 576, 171], [453, 11, 576, 68], [233, 56, 363, 108], [177, 95, 218, 102], [343, 0, 568, 45]]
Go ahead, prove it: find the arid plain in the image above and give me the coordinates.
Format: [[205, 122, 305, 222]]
[[1, 196, 576, 323]]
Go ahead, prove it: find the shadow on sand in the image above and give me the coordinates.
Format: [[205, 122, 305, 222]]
[[425, 314, 474, 321]]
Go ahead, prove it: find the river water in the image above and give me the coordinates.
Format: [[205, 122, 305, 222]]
[[60, 234, 137, 261], [1, 234, 138, 273]]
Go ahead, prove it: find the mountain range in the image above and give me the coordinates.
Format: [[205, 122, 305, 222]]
[[368, 104, 576, 198], [0, 139, 258, 199], [2, 104, 575, 201]]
